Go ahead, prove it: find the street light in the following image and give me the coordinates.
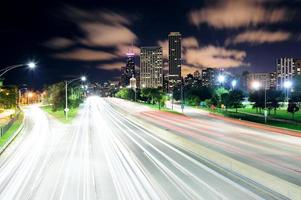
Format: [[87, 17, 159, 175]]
[[231, 80, 237, 90], [81, 76, 87, 81], [65, 76, 86, 120], [251, 80, 268, 123], [28, 62, 36, 69], [283, 80, 292, 102], [251, 81, 261, 90], [217, 74, 225, 85], [0, 61, 37, 77]]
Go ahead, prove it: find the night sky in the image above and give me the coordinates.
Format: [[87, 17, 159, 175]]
[[1, 0, 301, 89]]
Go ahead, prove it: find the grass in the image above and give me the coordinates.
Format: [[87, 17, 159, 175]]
[[0, 112, 24, 148], [42, 106, 79, 123], [205, 108, 301, 132], [228, 107, 301, 122]]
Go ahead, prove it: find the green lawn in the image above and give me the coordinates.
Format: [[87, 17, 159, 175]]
[[228, 107, 301, 122], [0, 112, 24, 148], [206, 108, 301, 132], [42, 106, 79, 123]]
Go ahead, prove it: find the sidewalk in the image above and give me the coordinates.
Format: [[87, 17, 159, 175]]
[[165, 101, 209, 117], [0, 109, 16, 125]]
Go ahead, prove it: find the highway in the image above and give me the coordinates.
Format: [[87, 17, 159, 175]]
[[0, 97, 269, 200], [108, 97, 301, 198]]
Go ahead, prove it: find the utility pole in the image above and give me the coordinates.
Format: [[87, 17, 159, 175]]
[[181, 80, 184, 113]]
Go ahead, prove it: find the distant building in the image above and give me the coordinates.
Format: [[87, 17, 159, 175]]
[[140, 47, 163, 88], [193, 70, 201, 79], [201, 68, 217, 87], [269, 72, 277, 90], [247, 73, 271, 90], [184, 73, 194, 86], [276, 58, 301, 90], [120, 51, 136, 87], [295, 59, 301, 75], [168, 32, 182, 81]]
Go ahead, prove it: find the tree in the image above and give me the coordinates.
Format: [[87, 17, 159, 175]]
[[115, 88, 135, 100], [187, 95, 200, 106], [287, 99, 299, 120], [0, 86, 18, 109], [44, 82, 84, 111], [249, 90, 264, 113], [44, 82, 65, 111], [212, 87, 229, 108], [227, 89, 244, 112], [141, 88, 166, 109], [266, 90, 284, 115], [292, 75, 301, 107]]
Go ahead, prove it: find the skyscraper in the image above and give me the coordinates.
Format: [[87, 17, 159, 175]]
[[201, 68, 217, 87], [140, 47, 163, 88], [120, 51, 136, 87], [276, 58, 301, 90], [168, 32, 182, 81]]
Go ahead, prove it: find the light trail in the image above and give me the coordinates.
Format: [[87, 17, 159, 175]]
[[0, 97, 292, 199]]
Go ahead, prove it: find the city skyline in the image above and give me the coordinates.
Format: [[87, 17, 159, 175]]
[[1, 0, 301, 88]]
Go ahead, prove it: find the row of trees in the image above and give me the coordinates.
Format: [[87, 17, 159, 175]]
[[115, 77, 301, 119], [115, 87, 166, 109], [0, 86, 18, 109], [43, 82, 84, 111]]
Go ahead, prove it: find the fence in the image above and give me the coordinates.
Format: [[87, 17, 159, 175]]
[[0, 111, 20, 137]]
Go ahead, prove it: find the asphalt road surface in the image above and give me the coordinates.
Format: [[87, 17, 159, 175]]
[[0, 97, 296, 199]]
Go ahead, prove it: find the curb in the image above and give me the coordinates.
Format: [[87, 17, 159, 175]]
[[107, 99, 301, 200], [0, 113, 25, 155]]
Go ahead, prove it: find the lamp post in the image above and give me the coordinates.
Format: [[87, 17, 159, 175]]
[[231, 80, 237, 90], [65, 76, 86, 120], [0, 62, 36, 78], [252, 81, 267, 123], [283, 80, 292, 103], [217, 74, 226, 87]]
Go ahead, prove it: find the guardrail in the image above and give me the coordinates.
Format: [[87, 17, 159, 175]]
[[0, 111, 20, 137]]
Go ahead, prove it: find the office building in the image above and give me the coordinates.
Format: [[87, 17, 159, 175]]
[[201, 68, 217, 87], [276, 58, 301, 90], [120, 51, 136, 87], [140, 47, 163, 88], [168, 32, 182, 81], [247, 73, 271, 91]]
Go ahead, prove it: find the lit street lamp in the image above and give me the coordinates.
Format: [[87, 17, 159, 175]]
[[65, 76, 86, 120], [251, 80, 268, 123], [231, 80, 237, 90], [283, 80, 292, 102], [217, 74, 225, 86], [251, 81, 261, 91], [0, 62, 37, 77]]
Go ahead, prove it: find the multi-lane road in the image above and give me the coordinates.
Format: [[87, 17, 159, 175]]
[[0, 96, 300, 199]]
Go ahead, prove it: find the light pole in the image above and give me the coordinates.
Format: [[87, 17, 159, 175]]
[[252, 81, 267, 123], [231, 80, 237, 90], [283, 80, 292, 103], [181, 81, 184, 113], [0, 62, 36, 77], [65, 76, 86, 120], [217, 74, 226, 87]]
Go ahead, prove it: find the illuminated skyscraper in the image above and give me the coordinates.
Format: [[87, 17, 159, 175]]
[[140, 47, 163, 88], [120, 51, 136, 87], [168, 32, 182, 81]]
